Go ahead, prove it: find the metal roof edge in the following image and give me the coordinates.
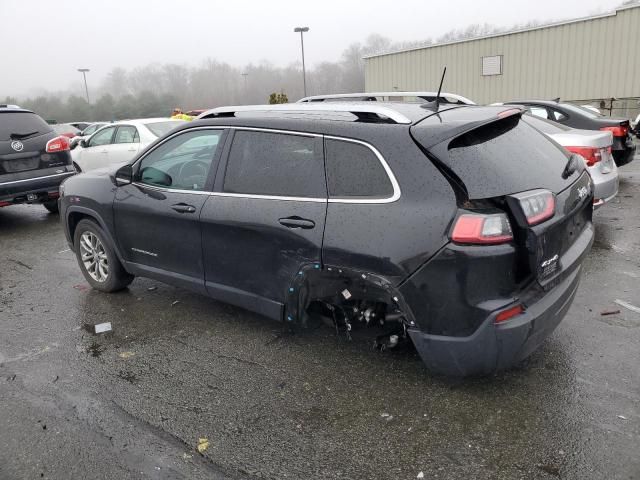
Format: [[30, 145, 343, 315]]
[[363, 4, 640, 60]]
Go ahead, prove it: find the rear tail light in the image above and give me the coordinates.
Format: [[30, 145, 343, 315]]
[[46, 136, 70, 153], [565, 146, 601, 167], [0, 201, 11, 207], [495, 304, 524, 324], [600, 125, 628, 137], [451, 212, 513, 245], [514, 189, 555, 226]]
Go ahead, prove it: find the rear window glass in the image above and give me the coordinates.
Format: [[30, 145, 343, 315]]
[[224, 130, 324, 198], [523, 114, 570, 134], [0, 112, 52, 141], [144, 120, 184, 137], [325, 139, 393, 198], [561, 103, 600, 119], [444, 116, 578, 199]]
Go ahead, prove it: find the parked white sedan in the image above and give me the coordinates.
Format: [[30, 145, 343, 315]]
[[71, 118, 185, 172]]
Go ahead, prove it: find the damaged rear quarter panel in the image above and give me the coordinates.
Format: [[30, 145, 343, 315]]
[[321, 127, 457, 283]]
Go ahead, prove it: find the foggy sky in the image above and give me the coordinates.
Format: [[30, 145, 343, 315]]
[[0, 0, 625, 96]]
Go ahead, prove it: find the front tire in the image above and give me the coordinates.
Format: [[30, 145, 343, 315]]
[[73, 219, 134, 292], [43, 200, 59, 213]]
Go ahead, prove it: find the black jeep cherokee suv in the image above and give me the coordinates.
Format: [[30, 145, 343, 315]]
[[59, 103, 594, 376], [0, 106, 75, 212]]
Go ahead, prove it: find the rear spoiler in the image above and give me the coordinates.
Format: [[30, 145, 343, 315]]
[[411, 106, 525, 149]]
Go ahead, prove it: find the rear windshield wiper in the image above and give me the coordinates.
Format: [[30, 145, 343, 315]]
[[562, 154, 580, 179], [10, 131, 39, 140]]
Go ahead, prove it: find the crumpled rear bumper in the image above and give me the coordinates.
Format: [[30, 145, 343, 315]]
[[408, 264, 582, 377]]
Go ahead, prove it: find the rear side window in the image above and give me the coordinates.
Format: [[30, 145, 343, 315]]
[[325, 139, 393, 198], [224, 130, 324, 198], [0, 112, 52, 141], [114, 126, 139, 144]]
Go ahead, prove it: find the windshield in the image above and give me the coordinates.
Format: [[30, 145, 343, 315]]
[[0, 112, 52, 141], [53, 124, 81, 134], [144, 120, 185, 137]]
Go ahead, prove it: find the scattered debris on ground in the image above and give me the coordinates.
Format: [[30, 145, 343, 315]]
[[118, 351, 135, 359], [94, 322, 112, 334], [196, 438, 209, 453], [600, 309, 621, 316]]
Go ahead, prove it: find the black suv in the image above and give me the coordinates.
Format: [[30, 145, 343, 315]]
[[503, 100, 636, 167], [59, 103, 594, 376], [0, 105, 75, 212]]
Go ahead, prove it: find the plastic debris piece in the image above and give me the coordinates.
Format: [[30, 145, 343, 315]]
[[182, 453, 193, 460], [618, 415, 627, 420], [119, 351, 135, 359], [196, 438, 209, 453], [171, 300, 180, 306], [73, 284, 89, 291], [147, 286, 157, 291], [615, 299, 640, 314], [341, 289, 352, 300], [600, 310, 620, 316], [94, 322, 112, 334], [417, 473, 424, 479]]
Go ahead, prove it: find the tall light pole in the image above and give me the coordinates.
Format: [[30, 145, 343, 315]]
[[293, 27, 309, 97], [241, 73, 249, 104], [77, 68, 90, 104]]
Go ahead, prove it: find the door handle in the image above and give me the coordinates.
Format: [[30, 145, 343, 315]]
[[278, 216, 315, 229], [127, 147, 137, 152], [171, 203, 197, 214], [100, 149, 108, 154]]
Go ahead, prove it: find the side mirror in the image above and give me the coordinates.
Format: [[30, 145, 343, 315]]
[[114, 164, 133, 186], [80, 139, 88, 148]]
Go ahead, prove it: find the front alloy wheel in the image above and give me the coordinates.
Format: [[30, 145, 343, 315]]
[[80, 231, 109, 282], [73, 219, 134, 292]]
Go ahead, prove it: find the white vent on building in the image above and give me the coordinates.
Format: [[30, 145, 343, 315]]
[[482, 55, 502, 76]]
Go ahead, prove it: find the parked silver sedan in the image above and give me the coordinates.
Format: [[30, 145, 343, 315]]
[[523, 114, 619, 208]]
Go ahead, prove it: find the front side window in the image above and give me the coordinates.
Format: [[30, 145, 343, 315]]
[[223, 130, 324, 198], [88, 127, 115, 147], [137, 129, 223, 191], [114, 126, 139, 144], [325, 139, 394, 199]]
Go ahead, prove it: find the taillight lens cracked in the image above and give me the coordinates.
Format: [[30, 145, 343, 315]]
[[513, 189, 556, 226]]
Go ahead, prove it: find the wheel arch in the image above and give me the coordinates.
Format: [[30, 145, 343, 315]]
[[66, 206, 127, 266]]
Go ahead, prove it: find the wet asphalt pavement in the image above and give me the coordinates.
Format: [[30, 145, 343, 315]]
[[1, 157, 639, 480]]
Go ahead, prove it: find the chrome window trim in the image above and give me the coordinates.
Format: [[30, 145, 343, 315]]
[[0, 171, 74, 186], [324, 135, 401, 204], [131, 126, 401, 204]]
